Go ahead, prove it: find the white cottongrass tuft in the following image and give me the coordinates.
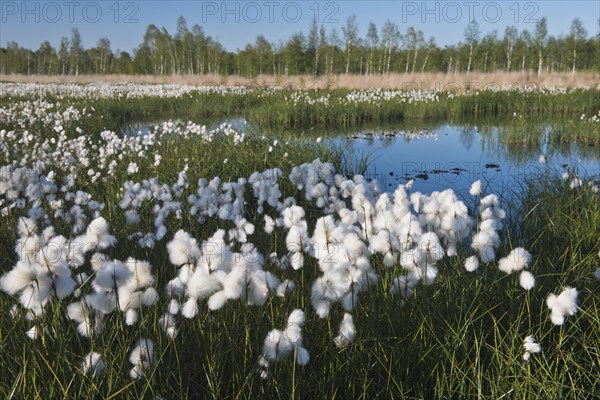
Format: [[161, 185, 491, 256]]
[[257, 355, 270, 380], [519, 271, 536, 290], [127, 162, 139, 175], [594, 268, 600, 280], [471, 230, 499, 264], [125, 210, 141, 226], [469, 180, 482, 196], [85, 217, 117, 250], [295, 346, 310, 366], [67, 300, 102, 337], [17, 217, 38, 237], [276, 279, 295, 297], [207, 291, 227, 311], [129, 338, 154, 379], [181, 297, 199, 319], [26, 326, 38, 340], [287, 309, 305, 329], [264, 215, 275, 234], [262, 329, 291, 362], [464, 255, 479, 272], [569, 177, 582, 189], [546, 287, 578, 325], [82, 352, 105, 376], [167, 230, 201, 267], [162, 318, 178, 339], [418, 232, 444, 264], [523, 336, 541, 361], [334, 313, 356, 347], [259, 309, 309, 377], [498, 247, 531, 274]]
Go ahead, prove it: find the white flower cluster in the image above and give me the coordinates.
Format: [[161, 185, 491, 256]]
[[149, 120, 246, 144], [120, 175, 186, 248], [282, 88, 441, 107], [0, 166, 104, 233], [1, 101, 245, 178], [0, 215, 160, 379], [258, 309, 309, 379], [561, 169, 598, 192], [2, 83, 596, 384], [470, 193, 506, 264], [161, 229, 288, 339], [129, 338, 154, 379], [0, 98, 82, 130], [345, 88, 440, 105], [0, 82, 252, 100], [579, 110, 600, 124], [68, 256, 158, 332], [0, 153, 588, 380], [2, 216, 160, 334], [498, 247, 535, 290], [522, 335, 541, 361], [546, 287, 578, 326], [285, 91, 331, 106]]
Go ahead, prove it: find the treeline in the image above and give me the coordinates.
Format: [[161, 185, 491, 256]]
[[1, 16, 598, 76]]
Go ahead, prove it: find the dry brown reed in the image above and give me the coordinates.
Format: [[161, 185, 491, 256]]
[[1, 71, 598, 90]]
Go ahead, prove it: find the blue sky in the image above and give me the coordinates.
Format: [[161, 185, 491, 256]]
[[1, 1, 598, 53]]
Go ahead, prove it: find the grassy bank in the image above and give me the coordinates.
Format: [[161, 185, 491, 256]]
[[1, 85, 599, 143]]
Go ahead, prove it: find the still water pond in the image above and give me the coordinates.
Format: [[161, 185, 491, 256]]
[[125, 119, 599, 197], [335, 124, 599, 196]]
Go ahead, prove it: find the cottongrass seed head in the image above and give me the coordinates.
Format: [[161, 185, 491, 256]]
[[334, 313, 356, 348], [546, 287, 578, 325], [82, 351, 105, 377], [523, 336, 541, 361], [129, 338, 154, 379]]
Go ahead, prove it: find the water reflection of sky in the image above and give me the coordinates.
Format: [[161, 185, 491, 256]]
[[124, 119, 599, 198], [334, 125, 599, 197]]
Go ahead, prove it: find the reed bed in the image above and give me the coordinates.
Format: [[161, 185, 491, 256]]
[[2, 71, 599, 90]]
